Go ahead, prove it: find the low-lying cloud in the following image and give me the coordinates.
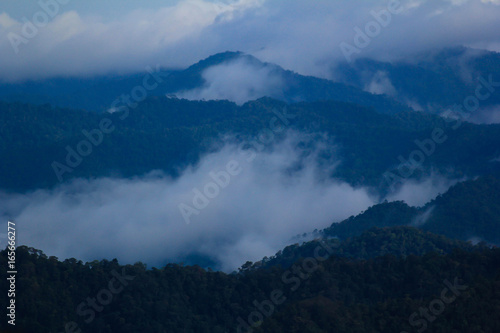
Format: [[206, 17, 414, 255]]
[[468, 105, 500, 124], [385, 173, 460, 207], [363, 70, 397, 97], [0, 133, 462, 271], [176, 58, 285, 104], [0, 133, 375, 271]]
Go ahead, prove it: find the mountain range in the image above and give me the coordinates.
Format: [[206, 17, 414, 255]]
[[1, 46, 500, 333], [3, 47, 499, 115]]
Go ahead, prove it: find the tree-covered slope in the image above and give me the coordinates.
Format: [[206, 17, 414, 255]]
[[1, 236, 498, 333], [421, 175, 500, 243], [255, 248, 500, 333], [2, 98, 500, 192], [323, 201, 419, 240], [245, 226, 479, 271], [335, 46, 500, 113], [322, 176, 500, 245], [0, 51, 409, 114]]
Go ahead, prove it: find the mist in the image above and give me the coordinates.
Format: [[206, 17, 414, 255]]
[[176, 58, 285, 105], [468, 105, 500, 124], [0, 132, 463, 271], [385, 174, 460, 207], [363, 71, 397, 97], [0, 133, 373, 271]]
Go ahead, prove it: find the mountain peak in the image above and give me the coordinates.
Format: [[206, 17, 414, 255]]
[[186, 51, 255, 72]]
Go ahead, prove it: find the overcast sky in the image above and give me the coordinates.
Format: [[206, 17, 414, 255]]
[[0, 0, 499, 82]]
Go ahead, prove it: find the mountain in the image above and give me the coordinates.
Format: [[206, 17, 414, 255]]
[[0, 51, 409, 114], [0, 71, 177, 112], [246, 176, 500, 271], [2, 97, 500, 192], [323, 200, 418, 239], [2, 49, 500, 333], [323, 176, 500, 244], [163, 51, 410, 114], [334, 47, 500, 117], [244, 226, 480, 271], [255, 247, 500, 333], [1, 233, 498, 333], [2, 47, 499, 116], [420, 175, 500, 243]]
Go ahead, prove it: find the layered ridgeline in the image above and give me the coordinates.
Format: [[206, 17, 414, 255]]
[[1, 97, 499, 191], [1, 228, 499, 333], [334, 46, 500, 114], [0, 51, 407, 114], [2, 47, 499, 115], [242, 175, 500, 271], [1, 175, 499, 332], [1, 47, 500, 332], [324, 175, 500, 243]]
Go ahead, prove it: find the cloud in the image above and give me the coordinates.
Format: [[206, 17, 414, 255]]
[[363, 71, 397, 97], [0, 133, 376, 271], [468, 105, 500, 124], [176, 57, 285, 104], [412, 206, 435, 226], [0, 129, 465, 270], [385, 174, 460, 207], [0, 0, 264, 81], [0, 0, 499, 82], [0, 12, 17, 29]]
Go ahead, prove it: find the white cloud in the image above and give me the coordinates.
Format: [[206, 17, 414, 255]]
[[412, 206, 435, 227], [364, 71, 397, 97], [176, 57, 285, 104], [0, 0, 265, 81], [0, 0, 499, 82], [0, 129, 464, 270], [0, 133, 376, 271], [468, 105, 500, 124], [385, 174, 460, 207], [0, 12, 17, 29]]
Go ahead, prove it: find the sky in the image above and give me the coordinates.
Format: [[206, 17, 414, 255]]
[[0, 0, 180, 20], [0, 0, 499, 82]]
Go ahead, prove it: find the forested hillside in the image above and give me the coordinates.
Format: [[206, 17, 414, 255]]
[[335, 47, 500, 112], [2, 98, 500, 191], [2, 0, 500, 332], [322, 176, 500, 244], [0, 51, 408, 114], [1, 229, 498, 333]]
